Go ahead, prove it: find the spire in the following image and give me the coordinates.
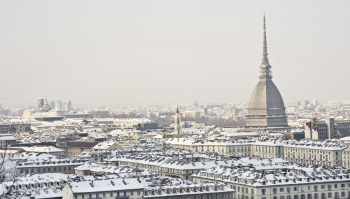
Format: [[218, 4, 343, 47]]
[[176, 107, 179, 113], [259, 14, 272, 79], [262, 13, 269, 67]]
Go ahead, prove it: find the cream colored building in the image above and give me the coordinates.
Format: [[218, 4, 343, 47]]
[[193, 164, 350, 199], [283, 140, 345, 166], [341, 147, 350, 168], [113, 118, 152, 127]]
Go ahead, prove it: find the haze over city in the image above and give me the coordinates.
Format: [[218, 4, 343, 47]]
[[3, 2, 350, 199], [1, 1, 350, 107]]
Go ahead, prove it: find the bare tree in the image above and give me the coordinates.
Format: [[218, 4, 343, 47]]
[[0, 143, 25, 199]]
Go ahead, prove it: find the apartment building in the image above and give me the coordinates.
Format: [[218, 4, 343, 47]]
[[62, 178, 234, 199], [143, 183, 234, 199], [250, 138, 284, 158], [117, 154, 232, 181], [192, 162, 350, 199], [1, 173, 68, 198], [0, 134, 17, 147], [66, 142, 98, 157], [166, 138, 253, 156], [16, 158, 87, 175], [342, 147, 350, 169], [62, 178, 145, 199], [283, 140, 345, 166]]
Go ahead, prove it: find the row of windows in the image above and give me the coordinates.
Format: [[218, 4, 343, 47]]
[[266, 192, 348, 199], [261, 184, 349, 194], [24, 166, 72, 173], [75, 190, 141, 198]]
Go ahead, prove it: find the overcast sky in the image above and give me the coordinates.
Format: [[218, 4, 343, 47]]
[[0, 1, 349, 108]]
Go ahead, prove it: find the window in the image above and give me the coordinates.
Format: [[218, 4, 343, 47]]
[[341, 192, 345, 197], [314, 193, 318, 199], [334, 184, 338, 188], [82, 194, 85, 198], [280, 196, 285, 199], [262, 189, 266, 195], [273, 197, 277, 199], [273, 188, 277, 194], [321, 185, 325, 189], [328, 193, 332, 198], [110, 193, 113, 197], [75, 194, 77, 199], [314, 186, 318, 191], [280, 188, 284, 192], [327, 185, 331, 190], [287, 196, 291, 199], [335, 192, 339, 198], [321, 193, 325, 199], [294, 187, 298, 191], [103, 193, 106, 197], [131, 191, 133, 196], [307, 194, 312, 199]]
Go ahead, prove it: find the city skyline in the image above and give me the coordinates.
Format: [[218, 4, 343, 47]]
[[1, 1, 350, 107]]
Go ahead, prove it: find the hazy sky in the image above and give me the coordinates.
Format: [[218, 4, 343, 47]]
[[1, 1, 350, 107]]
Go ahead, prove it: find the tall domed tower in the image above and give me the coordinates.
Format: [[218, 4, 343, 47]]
[[245, 15, 289, 130]]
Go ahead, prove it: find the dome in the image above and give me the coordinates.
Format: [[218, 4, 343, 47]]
[[248, 79, 285, 111]]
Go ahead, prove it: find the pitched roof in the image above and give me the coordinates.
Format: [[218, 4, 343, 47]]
[[67, 142, 98, 148]]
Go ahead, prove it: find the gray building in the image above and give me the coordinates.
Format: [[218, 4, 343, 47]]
[[244, 16, 289, 131], [308, 118, 350, 140], [51, 101, 56, 109]]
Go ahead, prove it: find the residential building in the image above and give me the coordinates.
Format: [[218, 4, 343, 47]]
[[0, 134, 17, 147], [66, 142, 98, 157], [342, 147, 350, 169], [283, 140, 345, 166], [192, 162, 350, 199], [62, 178, 144, 199], [16, 158, 87, 175]]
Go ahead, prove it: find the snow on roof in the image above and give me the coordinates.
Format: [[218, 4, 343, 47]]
[[195, 164, 349, 187], [93, 140, 117, 150], [16, 146, 64, 153], [68, 178, 145, 193]]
